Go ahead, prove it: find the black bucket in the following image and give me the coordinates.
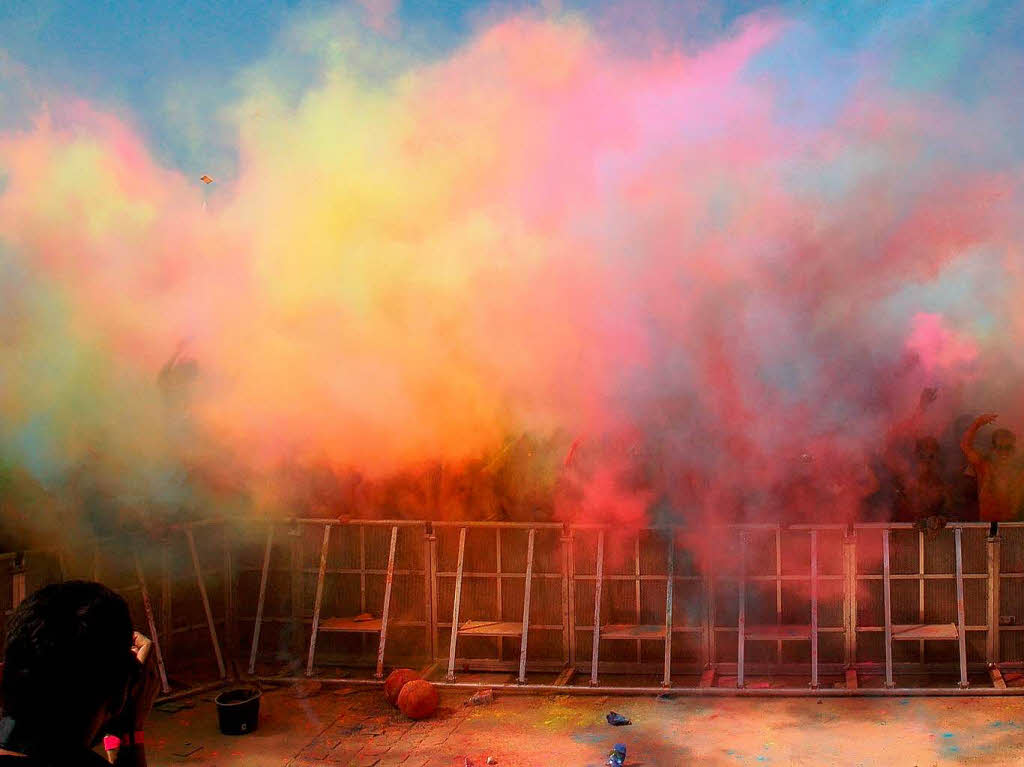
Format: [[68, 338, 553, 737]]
[[215, 688, 261, 735]]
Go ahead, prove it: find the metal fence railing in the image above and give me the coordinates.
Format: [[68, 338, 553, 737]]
[[238, 519, 1024, 692], [8, 518, 1024, 695]]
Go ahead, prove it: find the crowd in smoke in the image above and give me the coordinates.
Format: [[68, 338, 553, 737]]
[[3, 4, 1024, 547]]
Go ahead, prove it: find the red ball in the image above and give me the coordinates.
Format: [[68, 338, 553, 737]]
[[384, 668, 420, 706], [397, 679, 439, 720]]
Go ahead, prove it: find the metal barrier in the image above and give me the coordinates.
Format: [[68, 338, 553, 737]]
[[244, 519, 1024, 693], [242, 519, 431, 678], [9, 517, 1020, 696]]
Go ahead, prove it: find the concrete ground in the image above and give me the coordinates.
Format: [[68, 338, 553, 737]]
[[144, 685, 1024, 766]]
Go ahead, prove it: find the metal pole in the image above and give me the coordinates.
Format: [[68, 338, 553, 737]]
[[306, 524, 332, 677], [375, 526, 399, 679], [359, 526, 367, 659], [810, 531, 818, 690], [255, 675, 1024, 697], [918, 531, 925, 667], [846, 529, 857, 669], [590, 530, 605, 686], [663, 531, 675, 688], [634, 535, 642, 665], [775, 526, 783, 665], [446, 528, 467, 682], [561, 527, 574, 670], [134, 552, 170, 693], [738, 532, 747, 689], [705, 532, 716, 673], [161, 537, 172, 665], [224, 525, 237, 671], [955, 528, 968, 688], [289, 522, 302, 658], [426, 525, 438, 662], [987, 531, 1001, 665], [517, 529, 536, 684], [883, 529, 894, 688], [496, 528, 504, 664], [186, 526, 226, 679], [248, 524, 274, 675]]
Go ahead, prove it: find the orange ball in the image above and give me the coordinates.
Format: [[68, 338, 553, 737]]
[[397, 679, 439, 720], [384, 668, 421, 706]]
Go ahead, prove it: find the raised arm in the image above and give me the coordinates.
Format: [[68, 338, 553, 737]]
[[961, 413, 998, 466], [108, 632, 160, 767], [881, 387, 939, 475]]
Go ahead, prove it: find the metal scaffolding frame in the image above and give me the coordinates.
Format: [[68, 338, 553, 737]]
[[9, 517, 1023, 698]]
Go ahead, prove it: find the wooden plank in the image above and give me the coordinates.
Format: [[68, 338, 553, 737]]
[[602, 624, 668, 640], [319, 616, 383, 633], [744, 625, 813, 640], [460, 620, 525, 637], [700, 668, 717, 688], [891, 624, 958, 641]]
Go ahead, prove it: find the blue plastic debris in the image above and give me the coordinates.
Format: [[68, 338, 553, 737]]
[[606, 712, 631, 726], [606, 743, 627, 766]]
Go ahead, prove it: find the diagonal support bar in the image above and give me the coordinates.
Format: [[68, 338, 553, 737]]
[[306, 524, 332, 677], [446, 528, 467, 682], [517, 529, 536, 684], [134, 551, 170, 693], [248, 524, 274, 675], [955, 528, 969, 688], [375, 525, 399, 679], [186, 526, 226, 679]]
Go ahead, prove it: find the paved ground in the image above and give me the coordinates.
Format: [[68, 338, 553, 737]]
[[144, 684, 1024, 766]]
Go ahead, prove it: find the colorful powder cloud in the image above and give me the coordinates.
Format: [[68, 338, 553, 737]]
[[2, 3, 1024, 539]]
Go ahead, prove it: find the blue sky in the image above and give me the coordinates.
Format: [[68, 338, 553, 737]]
[[3, 0, 1023, 175]]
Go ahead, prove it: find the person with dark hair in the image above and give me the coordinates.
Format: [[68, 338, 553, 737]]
[[893, 436, 953, 531], [962, 413, 1024, 536], [0, 581, 160, 766]]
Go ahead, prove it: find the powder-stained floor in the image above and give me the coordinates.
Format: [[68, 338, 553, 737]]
[[144, 684, 1024, 766]]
